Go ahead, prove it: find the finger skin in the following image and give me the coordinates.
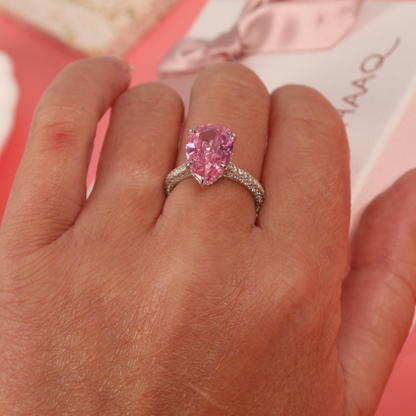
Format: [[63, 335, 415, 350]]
[[259, 84, 351, 301], [166, 62, 270, 228], [81, 82, 184, 231], [0, 57, 131, 256], [0, 75, 348, 415], [4, 63, 414, 415], [337, 170, 416, 416]]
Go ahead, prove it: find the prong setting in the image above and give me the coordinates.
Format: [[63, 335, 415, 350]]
[[166, 123, 266, 214]]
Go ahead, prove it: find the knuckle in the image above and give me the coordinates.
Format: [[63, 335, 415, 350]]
[[272, 86, 350, 176], [115, 82, 183, 116], [286, 103, 345, 143], [274, 85, 347, 141], [194, 62, 270, 104], [31, 107, 85, 153]]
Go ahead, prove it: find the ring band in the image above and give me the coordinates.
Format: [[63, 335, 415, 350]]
[[163, 124, 265, 214], [164, 162, 265, 213]]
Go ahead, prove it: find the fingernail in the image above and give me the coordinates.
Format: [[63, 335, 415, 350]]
[[100, 55, 134, 72]]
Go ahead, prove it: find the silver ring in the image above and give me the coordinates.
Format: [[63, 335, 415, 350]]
[[164, 124, 265, 214]]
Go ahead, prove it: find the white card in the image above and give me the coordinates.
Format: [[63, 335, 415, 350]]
[[164, 1, 416, 207]]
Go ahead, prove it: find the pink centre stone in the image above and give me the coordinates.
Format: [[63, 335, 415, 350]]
[[186, 124, 235, 185]]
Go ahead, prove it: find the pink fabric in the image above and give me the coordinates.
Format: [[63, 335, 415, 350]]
[[158, 0, 365, 75]]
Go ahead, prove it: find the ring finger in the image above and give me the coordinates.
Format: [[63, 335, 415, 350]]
[[164, 62, 270, 229]]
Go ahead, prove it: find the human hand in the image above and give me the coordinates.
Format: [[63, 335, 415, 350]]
[[1, 57, 416, 415]]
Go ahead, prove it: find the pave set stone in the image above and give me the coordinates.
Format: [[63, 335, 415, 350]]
[[164, 124, 265, 214], [223, 163, 265, 212]]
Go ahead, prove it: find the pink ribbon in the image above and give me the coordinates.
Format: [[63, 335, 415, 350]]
[[158, 0, 365, 76]]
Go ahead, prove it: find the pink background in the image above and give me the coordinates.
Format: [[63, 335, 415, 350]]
[[0, 0, 415, 414]]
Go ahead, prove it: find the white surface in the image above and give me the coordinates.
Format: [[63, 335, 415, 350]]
[[0, 50, 19, 158], [179, 1, 416, 205], [0, 0, 180, 56]]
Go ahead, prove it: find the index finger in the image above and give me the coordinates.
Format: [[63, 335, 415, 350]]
[[1, 57, 131, 256]]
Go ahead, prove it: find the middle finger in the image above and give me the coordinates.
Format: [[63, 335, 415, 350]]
[[164, 63, 270, 229]]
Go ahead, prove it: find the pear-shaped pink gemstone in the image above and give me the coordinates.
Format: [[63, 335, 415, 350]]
[[186, 124, 235, 185]]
